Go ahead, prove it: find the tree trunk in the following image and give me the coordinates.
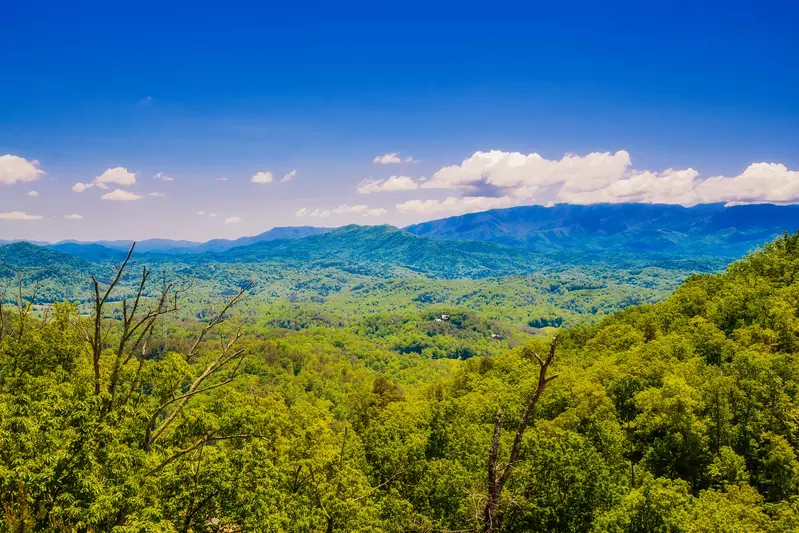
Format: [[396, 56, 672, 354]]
[[484, 409, 504, 533], [482, 336, 559, 533]]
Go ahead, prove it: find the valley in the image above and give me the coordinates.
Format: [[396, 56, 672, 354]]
[[3, 203, 799, 532]]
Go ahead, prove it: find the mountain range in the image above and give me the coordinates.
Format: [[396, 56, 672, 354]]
[[49, 225, 329, 255], [404, 203, 799, 256], [2, 203, 798, 279]]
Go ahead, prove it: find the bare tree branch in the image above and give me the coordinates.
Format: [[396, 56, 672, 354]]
[[145, 345, 245, 450], [482, 336, 559, 533], [89, 243, 135, 395], [15, 280, 38, 341], [146, 433, 263, 476], [0, 283, 7, 344], [186, 282, 253, 363]]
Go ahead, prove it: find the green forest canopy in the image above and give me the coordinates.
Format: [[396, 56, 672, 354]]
[[4, 233, 799, 531]]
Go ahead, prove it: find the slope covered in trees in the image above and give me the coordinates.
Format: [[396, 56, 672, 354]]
[[0, 226, 705, 328], [405, 202, 799, 257], [4, 232, 799, 531]]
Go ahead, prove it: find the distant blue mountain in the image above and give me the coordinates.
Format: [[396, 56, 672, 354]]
[[214, 224, 554, 278], [7, 204, 799, 275], [404, 203, 799, 257], [48, 226, 330, 260], [0, 242, 92, 269], [48, 242, 130, 262], [189, 226, 330, 254]]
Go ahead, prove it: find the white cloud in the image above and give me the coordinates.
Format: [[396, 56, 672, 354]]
[[404, 156, 419, 163], [424, 150, 631, 197], [216, 177, 228, 182], [224, 216, 242, 225], [396, 196, 515, 215], [357, 175, 419, 194], [209, 213, 217, 217], [27, 190, 39, 197], [373, 153, 402, 165], [149, 192, 166, 197], [197, 211, 205, 215], [73, 167, 137, 193], [297, 204, 387, 218], [101, 189, 142, 201], [417, 150, 799, 207], [94, 167, 136, 189], [0, 155, 45, 185], [153, 172, 173, 181], [280, 169, 296, 183], [693, 163, 799, 205], [0, 211, 43, 220], [557, 168, 700, 205], [64, 214, 83, 220], [251, 171, 273, 184]]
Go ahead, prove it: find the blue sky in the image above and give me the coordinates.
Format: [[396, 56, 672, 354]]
[[1, 0, 798, 241]]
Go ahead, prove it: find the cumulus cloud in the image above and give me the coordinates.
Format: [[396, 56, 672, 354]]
[[396, 196, 515, 215], [94, 167, 136, 189], [73, 167, 137, 192], [693, 163, 799, 205], [417, 150, 799, 207], [101, 189, 142, 201], [281, 169, 296, 183], [251, 171, 273, 184], [556, 167, 700, 205], [296, 204, 387, 218], [0, 155, 45, 185], [0, 211, 43, 220], [424, 150, 631, 198], [357, 175, 419, 194], [27, 190, 39, 197], [404, 156, 419, 163], [224, 216, 242, 225], [373, 153, 402, 164], [149, 192, 166, 197], [153, 172, 173, 181], [64, 214, 83, 220]]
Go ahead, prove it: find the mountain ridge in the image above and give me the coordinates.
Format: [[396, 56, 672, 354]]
[[8, 203, 798, 260], [404, 203, 799, 256], [54, 225, 330, 254]]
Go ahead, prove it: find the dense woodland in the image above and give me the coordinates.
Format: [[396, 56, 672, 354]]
[[4, 231, 799, 531], [0, 224, 719, 329]]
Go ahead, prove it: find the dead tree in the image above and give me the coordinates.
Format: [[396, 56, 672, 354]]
[[0, 284, 7, 345], [74, 242, 254, 442], [483, 336, 559, 533], [76, 244, 179, 401]]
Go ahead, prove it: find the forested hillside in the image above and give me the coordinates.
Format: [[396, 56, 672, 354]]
[[0, 225, 711, 330], [405, 203, 799, 257], [4, 232, 799, 531]]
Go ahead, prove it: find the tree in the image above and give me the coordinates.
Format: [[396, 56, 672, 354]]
[[0, 244, 256, 531], [483, 336, 559, 533]]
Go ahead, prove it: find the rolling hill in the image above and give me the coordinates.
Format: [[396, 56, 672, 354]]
[[404, 203, 799, 256], [215, 224, 553, 278], [51, 226, 330, 257]]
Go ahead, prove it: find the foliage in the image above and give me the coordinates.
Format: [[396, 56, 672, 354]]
[[3, 232, 799, 531]]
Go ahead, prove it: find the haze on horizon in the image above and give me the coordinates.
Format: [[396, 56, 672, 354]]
[[1, 1, 798, 242]]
